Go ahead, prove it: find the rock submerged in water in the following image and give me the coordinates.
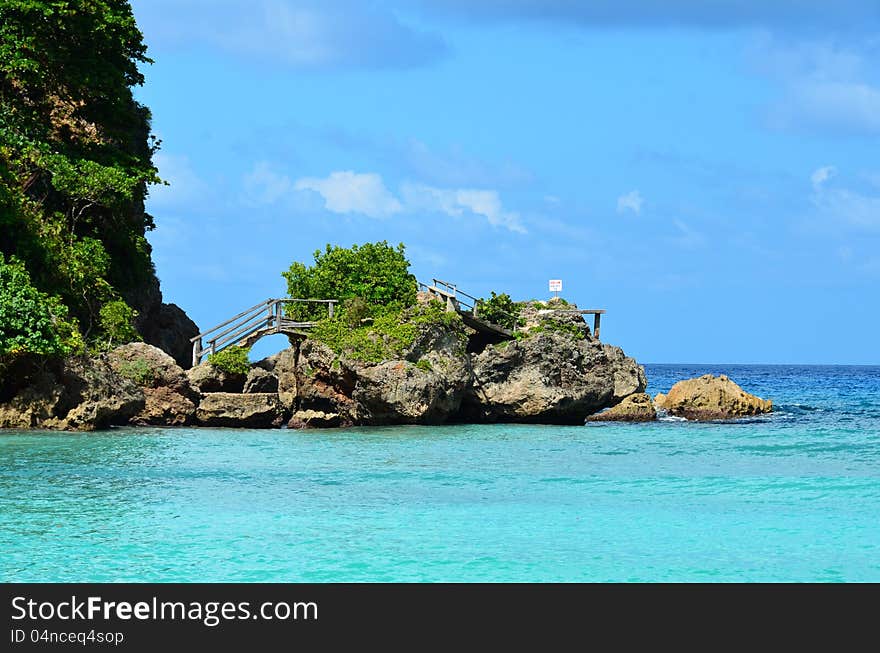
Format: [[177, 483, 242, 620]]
[[587, 392, 656, 422], [654, 374, 772, 420]]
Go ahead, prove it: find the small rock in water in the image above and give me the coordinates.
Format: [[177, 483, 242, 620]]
[[587, 392, 656, 422], [654, 374, 772, 420]]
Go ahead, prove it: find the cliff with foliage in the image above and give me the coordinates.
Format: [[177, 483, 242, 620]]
[[0, 0, 196, 374]]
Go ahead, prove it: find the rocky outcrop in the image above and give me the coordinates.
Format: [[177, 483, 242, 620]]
[[187, 362, 246, 393], [108, 343, 197, 426], [140, 303, 199, 369], [243, 366, 279, 394], [128, 274, 199, 369], [587, 392, 656, 422], [654, 374, 772, 420], [195, 392, 285, 428], [0, 356, 144, 431], [294, 321, 472, 426], [461, 334, 646, 424]]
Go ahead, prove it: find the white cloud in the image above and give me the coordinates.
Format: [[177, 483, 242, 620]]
[[244, 161, 293, 205], [294, 171, 402, 218], [401, 183, 526, 233], [616, 190, 644, 215], [752, 38, 880, 135], [811, 166, 836, 189], [809, 168, 880, 231], [812, 186, 880, 231]]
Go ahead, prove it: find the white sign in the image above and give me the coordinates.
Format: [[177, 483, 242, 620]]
[[549, 279, 562, 292]]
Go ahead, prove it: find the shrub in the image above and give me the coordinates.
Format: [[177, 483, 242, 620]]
[[282, 241, 417, 320], [207, 346, 251, 375], [0, 253, 82, 359], [477, 291, 522, 331], [98, 300, 140, 348], [415, 359, 433, 372]]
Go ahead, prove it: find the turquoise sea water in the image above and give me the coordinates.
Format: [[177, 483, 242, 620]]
[[2, 364, 879, 582]]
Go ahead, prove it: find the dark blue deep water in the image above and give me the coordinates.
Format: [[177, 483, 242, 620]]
[[2, 364, 879, 582]]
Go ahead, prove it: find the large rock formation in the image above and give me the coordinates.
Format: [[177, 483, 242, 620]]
[[461, 334, 646, 424], [654, 374, 772, 420], [108, 343, 197, 426], [0, 356, 143, 431], [587, 392, 656, 422]]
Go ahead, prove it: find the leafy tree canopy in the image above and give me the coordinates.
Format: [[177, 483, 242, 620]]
[[282, 241, 417, 319]]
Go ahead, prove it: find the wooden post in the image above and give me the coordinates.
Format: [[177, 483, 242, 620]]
[[328, 301, 335, 318], [275, 301, 282, 333], [593, 313, 601, 340]]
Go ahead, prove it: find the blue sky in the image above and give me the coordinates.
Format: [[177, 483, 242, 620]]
[[131, 1, 880, 364]]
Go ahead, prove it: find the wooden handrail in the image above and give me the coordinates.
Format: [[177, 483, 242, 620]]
[[191, 297, 339, 366]]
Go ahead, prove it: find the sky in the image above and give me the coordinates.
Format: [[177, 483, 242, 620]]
[[130, 0, 880, 364]]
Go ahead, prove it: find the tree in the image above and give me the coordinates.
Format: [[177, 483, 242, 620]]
[[282, 242, 417, 320]]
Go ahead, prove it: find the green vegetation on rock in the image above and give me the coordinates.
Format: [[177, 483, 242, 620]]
[[116, 357, 158, 386], [207, 346, 251, 375], [0, 0, 160, 352], [311, 300, 465, 364]]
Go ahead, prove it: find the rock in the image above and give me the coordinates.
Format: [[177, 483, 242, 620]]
[[653, 392, 667, 409], [288, 409, 341, 429], [132, 386, 196, 426], [0, 356, 145, 431], [49, 358, 144, 430], [658, 374, 772, 420], [272, 348, 299, 410], [0, 362, 66, 428], [195, 393, 285, 428], [243, 367, 278, 393], [294, 320, 472, 426], [108, 343, 198, 426], [587, 392, 656, 422], [461, 333, 646, 424], [140, 302, 200, 369], [187, 362, 246, 393], [108, 343, 193, 393], [293, 340, 360, 425]]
